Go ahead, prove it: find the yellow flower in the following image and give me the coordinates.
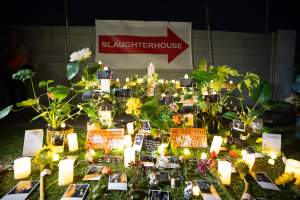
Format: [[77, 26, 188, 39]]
[[125, 98, 142, 118], [275, 173, 295, 186], [256, 137, 263, 143]]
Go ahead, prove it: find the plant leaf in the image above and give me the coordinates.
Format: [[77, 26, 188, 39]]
[[31, 111, 48, 121], [16, 99, 38, 107], [0, 105, 13, 119], [48, 85, 70, 100], [223, 111, 238, 120], [12, 69, 34, 82], [67, 62, 80, 80], [39, 80, 54, 88], [251, 81, 272, 104]]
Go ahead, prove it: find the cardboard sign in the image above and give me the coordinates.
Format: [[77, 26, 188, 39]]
[[22, 129, 44, 157], [143, 135, 161, 152], [86, 129, 125, 150], [170, 128, 207, 148], [262, 133, 281, 156]]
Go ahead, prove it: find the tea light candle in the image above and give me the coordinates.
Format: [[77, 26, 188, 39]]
[[98, 61, 102, 65], [103, 66, 108, 71], [124, 147, 135, 167], [53, 153, 60, 162], [158, 143, 168, 157], [229, 80, 233, 84], [123, 135, 132, 147], [184, 74, 189, 79], [58, 159, 74, 186], [67, 133, 78, 152], [268, 158, 275, 165], [115, 78, 120, 87], [14, 157, 31, 179], [201, 152, 207, 160], [126, 122, 134, 135], [192, 185, 200, 196], [218, 160, 231, 185], [61, 123, 66, 129], [183, 148, 190, 156], [125, 77, 130, 83], [210, 136, 223, 155], [285, 159, 300, 177]]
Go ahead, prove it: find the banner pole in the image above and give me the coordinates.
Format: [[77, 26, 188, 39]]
[[206, 4, 214, 66], [64, 0, 71, 59]]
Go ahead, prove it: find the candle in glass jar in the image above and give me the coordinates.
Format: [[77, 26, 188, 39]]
[[58, 159, 74, 186], [218, 160, 231, 185], [14, 157, 31, 179], [210, 136, 223, 154], [126, 122, 134, 135], [124, 147, 135, 167], [67, 133, 78, 152]]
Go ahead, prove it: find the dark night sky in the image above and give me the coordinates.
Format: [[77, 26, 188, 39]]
[[4, 0, 300, 33]]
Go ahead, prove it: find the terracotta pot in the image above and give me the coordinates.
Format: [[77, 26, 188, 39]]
[[46, 125, 74, 145]]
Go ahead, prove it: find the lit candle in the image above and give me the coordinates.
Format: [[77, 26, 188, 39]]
[[158, 143, 168, 157], [184, 74, 189, 79], [210, 136, 223, 155], [175, 80, 180, 89], [67, 133, 79, 152], [242, 150, 255, 169], [14, 157, 31, 179], [137, 78, 143, 84], [123, 135, 132, 147], [98, 61, 102, 65], [285, 159, 300, 177], [161, 93, 166, 98], [124, 147, 135, 167], [148, 63, 155, 77], [192, 185, 200, 196], [58, 159, 74, 186], [218, 160, 231, 185], [61, 123, 66, 129], [158, 79, 164, 84], [103, 66, 108, 71], [115, 78, 120, 88], [268, 158, 275, 165], [53, 153, 60, 162], [229, 80, 233, 84], [201, 152, 207, 160], [183, 148, 190, 156], [125, 77, 130, 83], [126, 122, 134, 135]]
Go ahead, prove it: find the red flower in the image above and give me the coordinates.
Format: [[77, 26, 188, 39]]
[[172, 114, 182, 125], [47, 92, 54, 100], [210, 151, 217, 159], [229, 150, 237, 158]]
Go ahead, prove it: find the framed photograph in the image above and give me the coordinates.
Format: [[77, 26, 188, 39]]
[[2, 181, 39, 200], [113, 88, 132, 98], [133, 134, 144, 151], [23, 129, 43, 157], [232, 119, 245, 132], [61, 184, 90, 200], [143, 135, 162, 152], [141, 120, 151, 132], [83, 166, 104, 181], [148, 190, 170, 200], [97, 69, 112, 79], [140, 155, 156, 167], [251, 172, 280, 191], [179, 78, 196, 88], [108, 173, 127, 191], [49, 133, 65, 153], [156, 156, 180, 169], [195, 180, 221, 200]]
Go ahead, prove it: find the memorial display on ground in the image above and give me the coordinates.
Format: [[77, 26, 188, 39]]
[[0, 48, 299, 200]]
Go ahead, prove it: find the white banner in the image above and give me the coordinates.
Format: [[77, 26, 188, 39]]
[[95, 20, 192, 70]]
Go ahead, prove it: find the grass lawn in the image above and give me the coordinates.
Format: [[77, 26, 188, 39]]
[[0, 125, 300, 199]]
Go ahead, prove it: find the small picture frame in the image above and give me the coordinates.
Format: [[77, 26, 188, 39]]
[[148, 190, 170, 200], [232, 119, 245, 132], [108, 173, 127, 191], [251, 172, 280, 191], [156, 156, 180, 169], [61, 184, 90, 200], [97, 69, 112, 79], [83, 166, 104, 181], [133, 134, 144, 151], [140, 155, 156, 167], [50, 133, 65, 153], [1, 181, 39, 200], [141, 120, 151, 132], [195, 180, 221, 200]]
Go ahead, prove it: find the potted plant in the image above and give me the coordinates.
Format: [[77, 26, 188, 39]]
[[191, 59, 239, 135]]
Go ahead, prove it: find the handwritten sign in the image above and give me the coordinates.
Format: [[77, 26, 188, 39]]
[[262, 133, 281, 156], [23, 129, 44, 157], [86, 128, 125, 150], [170, 128, 207, 148]]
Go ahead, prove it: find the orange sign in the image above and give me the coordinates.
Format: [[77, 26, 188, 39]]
[[170, 128, 207, 148], [86, 128, 125, 150]]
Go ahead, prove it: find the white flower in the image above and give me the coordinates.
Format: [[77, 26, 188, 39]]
[[69, 48, 92, 62]]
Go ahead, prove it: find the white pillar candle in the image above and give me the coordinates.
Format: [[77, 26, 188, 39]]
[[285, 159, 300, 177], [123, 135, 132, 147], [242, 150, 255, 169], [210, 136, 223, 154], [184, 74, 189, 79], [58, 159, 74, 186], [124, 147, 135, 167], [147, 63, 155, 77], [67, 133, 79, 152], [192, 185, 200, 196], [14, 157, 31, 179], [218, 160, 231, 185], [127, 122, 134, 135]]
